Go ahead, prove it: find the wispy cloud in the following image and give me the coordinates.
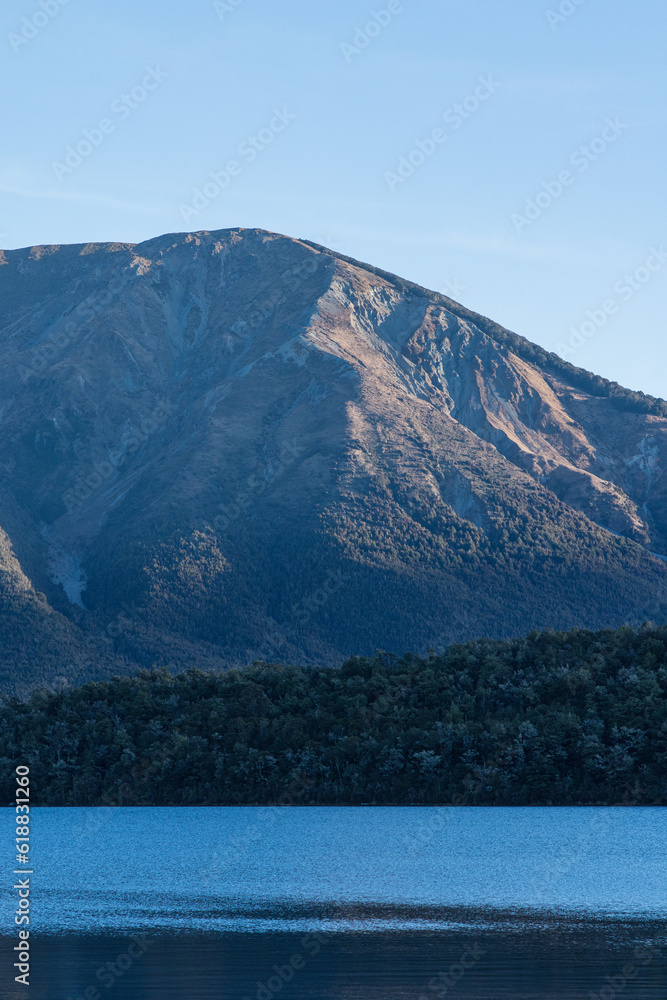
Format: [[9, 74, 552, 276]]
[[441, 230, 567, 261], [0, 183, 168, 216], [505, 73, 638, 100]]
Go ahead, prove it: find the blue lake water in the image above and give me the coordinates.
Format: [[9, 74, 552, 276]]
[[1, 807, 665, 998]]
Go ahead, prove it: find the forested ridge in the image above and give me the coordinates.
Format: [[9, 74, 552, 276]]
[[3, 624, 667, 806]]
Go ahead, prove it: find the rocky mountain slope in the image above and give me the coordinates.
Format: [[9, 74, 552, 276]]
[[1, 228, 666, 693]]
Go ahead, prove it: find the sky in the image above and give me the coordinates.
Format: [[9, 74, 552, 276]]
[[2, 0, 666, 397]]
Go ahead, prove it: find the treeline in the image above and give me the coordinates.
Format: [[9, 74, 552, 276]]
[[2, 624, 667, 806]]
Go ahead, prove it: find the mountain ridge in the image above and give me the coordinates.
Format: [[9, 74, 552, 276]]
[[297, 235, 667, 416], [1, 227, 666, 693]]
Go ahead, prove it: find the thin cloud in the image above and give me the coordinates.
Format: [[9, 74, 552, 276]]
[[0, 183, 168, 216], [441, 231, 568, 261]]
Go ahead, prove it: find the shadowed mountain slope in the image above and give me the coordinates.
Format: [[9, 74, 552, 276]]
[[0, 228, 666, 693]]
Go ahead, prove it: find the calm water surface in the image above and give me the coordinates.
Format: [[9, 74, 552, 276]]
[[0, 807, 665, 998]]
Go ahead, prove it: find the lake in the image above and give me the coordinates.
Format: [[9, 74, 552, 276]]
[[1, 807, 665, 998]]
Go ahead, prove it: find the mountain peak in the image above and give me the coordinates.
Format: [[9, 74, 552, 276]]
[[1, 228, 666, 692]]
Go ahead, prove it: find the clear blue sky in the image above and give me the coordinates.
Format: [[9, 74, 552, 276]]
[[2, 0, 665, 396]]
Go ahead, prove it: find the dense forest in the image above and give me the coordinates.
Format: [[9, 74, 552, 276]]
[[2, 623, 667, 806]]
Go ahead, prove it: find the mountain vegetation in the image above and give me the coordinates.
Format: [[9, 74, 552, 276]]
[[2, 228, 667, 692], [3, 624, 666, 806]]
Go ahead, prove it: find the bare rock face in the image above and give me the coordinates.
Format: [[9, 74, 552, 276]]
[[1, 227, 666, 692]]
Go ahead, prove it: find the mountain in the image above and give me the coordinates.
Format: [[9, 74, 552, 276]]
[[1, 227, 666, 694]]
